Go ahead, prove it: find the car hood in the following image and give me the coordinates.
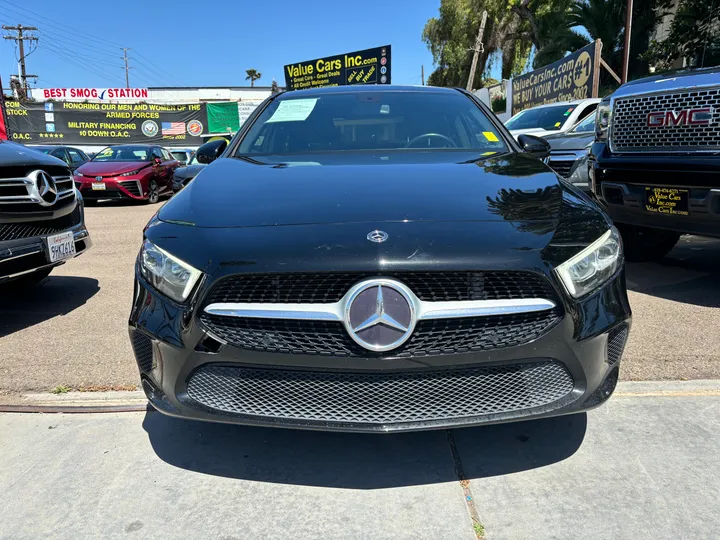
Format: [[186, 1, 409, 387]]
[[545, 132, 595, 151], [160, 152, 588, 228], [0, 141, 68, 170], [76, 161, 150, 175], [173, 164, 206, 178]]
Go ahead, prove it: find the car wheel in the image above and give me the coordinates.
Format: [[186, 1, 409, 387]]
[[618, 224, 680, 262], [1, 267, 53, 290], [147, 180, 160, 204]]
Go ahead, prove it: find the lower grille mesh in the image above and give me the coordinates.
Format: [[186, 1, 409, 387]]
[[0, 206, 82, 242], [200, 309, 562, 358], [131, 331, 154, 372], [607, 324, 629, 366], [185, 362, 575, 425]]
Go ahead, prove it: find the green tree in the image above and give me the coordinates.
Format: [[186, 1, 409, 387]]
[[422, 0, 527, 88], [245, 69, 262, 87], [644, 0, 720, 70]]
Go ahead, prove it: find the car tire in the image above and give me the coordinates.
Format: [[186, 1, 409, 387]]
[[147, 180, 160, 204], [618, 224, 680, 262], [1, 267, 53, 290]]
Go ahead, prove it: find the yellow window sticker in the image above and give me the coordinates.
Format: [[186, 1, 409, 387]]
[[482, 131, 499, 142], [554, 122, 562, 127], [481, 151, 497, 156], [266, 99, 318, 123]]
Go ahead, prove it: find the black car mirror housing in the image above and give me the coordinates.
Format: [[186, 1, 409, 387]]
[[517, 134, 551, 159], [196, 139, 228, 164]]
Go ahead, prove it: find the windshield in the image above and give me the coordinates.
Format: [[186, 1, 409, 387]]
[[188, 155, 200, 165], [505, 105, 576, 131], [91, 146, 151, 162], [171, 151, 188, 161], [235, 91, 507, 159], [571, 113, 596, 133]]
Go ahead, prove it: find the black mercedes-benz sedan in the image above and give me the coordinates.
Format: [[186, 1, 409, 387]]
[[128, 85, 631, 432]]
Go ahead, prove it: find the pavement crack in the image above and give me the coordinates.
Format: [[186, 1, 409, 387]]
[[446, 429, 486, 539]]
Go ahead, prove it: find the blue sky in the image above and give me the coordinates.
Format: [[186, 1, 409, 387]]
[[0, 0, 485, 90]]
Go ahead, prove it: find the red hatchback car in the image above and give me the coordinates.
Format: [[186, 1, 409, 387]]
[[74, 145, 179, 204]]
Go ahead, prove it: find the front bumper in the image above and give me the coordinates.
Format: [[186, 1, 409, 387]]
[[75, 177, 146, 200], [128, 270, 631, 432], [0, 220, 92, 282], [590, 142, 720, 236]]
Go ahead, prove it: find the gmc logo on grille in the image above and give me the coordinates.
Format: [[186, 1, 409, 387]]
[[646, 108, 712, 127]]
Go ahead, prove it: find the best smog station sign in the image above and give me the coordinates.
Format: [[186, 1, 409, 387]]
[[284, 45, 391, 91], [511, 41, 599, 115]]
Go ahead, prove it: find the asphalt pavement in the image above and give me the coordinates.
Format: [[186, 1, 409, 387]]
[[1, 381, 719, 540], [1, 202, 719, 394]]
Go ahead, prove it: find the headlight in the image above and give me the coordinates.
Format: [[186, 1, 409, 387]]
[[139, 240, 202, 302], [555, 228, 622, 298], [595, 101, 611, 141], [121, 169, 141, 177]]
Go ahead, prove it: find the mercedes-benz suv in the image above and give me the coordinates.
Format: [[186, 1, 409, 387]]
[[0, 141, 92, 287]]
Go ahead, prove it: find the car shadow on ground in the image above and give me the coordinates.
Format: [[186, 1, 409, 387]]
[[625, 235, 720, 307], [0, 276, 99, 337], [142, 410, 587, 488]]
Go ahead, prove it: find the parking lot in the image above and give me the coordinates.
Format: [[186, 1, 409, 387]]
[[1, 202, 719, 395]]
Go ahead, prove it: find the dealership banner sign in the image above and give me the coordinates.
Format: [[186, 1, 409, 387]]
[[284, 45, 391, 91], [511, 41, 600, 115], [5, 100, 207, 146]]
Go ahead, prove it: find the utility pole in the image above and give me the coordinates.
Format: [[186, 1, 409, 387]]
[[421, 65, 425, 86], [2, 25, 38, 95], [621, 0, 633, 83], [466, 10, 488, 92], [121, 48, 131, 88]]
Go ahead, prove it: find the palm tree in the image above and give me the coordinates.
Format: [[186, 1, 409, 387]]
[[245, 69, 262, 87]]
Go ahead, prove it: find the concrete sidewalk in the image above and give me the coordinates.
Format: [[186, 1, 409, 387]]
[[1, 381, 719, 540]]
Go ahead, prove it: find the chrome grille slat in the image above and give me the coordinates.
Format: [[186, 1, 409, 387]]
[[610, 87, 720, 153]]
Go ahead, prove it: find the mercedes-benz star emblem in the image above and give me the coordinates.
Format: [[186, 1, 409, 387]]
[[367, 230, 388, 243], [344, 279, 416, 352], [28, 170, 58, 206]]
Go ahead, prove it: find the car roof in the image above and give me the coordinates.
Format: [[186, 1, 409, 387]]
[[277, 84, 461, 99]]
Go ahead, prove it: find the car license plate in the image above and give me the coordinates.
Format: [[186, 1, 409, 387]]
[[47, 231, 76, 263], [92, 182, 106, 190], [644, 186, 689, 216]]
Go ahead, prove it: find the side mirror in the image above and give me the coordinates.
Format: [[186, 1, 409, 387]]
[[517, 134, 551, 159], [196, 139, 228, 164], [153, 157, 163, 165]]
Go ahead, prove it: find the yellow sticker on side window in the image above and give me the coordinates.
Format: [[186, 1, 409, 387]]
[[554, 122, 562, 127], [482, 131, 499, 142]]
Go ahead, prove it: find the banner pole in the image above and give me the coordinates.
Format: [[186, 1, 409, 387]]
[[592, 39, 602, 98], [0, 75, 10, 140]]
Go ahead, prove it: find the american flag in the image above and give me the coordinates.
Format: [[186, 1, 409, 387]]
[[162, 122, 185, 135]]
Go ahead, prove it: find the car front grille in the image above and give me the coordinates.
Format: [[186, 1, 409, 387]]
[[205, 271, 557, 304], [119, 181, 142, 197], [610, 87, 720, 152], [0, 205, 82, 242], [200, 308, 563, 358], [547, 159, 574, 178], [184, 361, 575, 426]]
